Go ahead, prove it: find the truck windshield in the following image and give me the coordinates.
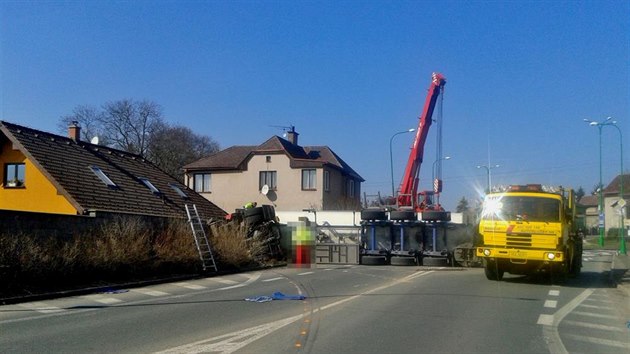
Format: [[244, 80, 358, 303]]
[[481, 196, 560, 222]]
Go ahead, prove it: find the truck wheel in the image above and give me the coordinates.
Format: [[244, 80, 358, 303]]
[[390, 256, 416, 266], [389, 210, 416, 221], [484, 261, 504, 280], [361, 210, 386, 221], [361, 255, 387, 265]]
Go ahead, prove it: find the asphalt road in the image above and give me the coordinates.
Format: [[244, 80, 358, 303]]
[[1, 251, 628, 353]]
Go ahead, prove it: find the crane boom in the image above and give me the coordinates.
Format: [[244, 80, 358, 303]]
[[397, 72, 446, 209]]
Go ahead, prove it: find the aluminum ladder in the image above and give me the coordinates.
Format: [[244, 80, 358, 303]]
[[185, 204, 218, 272]]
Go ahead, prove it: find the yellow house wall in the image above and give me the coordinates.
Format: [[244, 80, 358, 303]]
[[0, 141, 77, 215]]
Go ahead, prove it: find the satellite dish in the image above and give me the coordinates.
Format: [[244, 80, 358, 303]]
[[261, 184, 270, 195], [90, 136, 99, 144]]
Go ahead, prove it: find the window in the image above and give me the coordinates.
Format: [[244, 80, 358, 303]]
[[139, 177, 161, 195], [169, 183, 189, 199], [346, 179, 355, 198], [266, 156, 271, 163], [324, 170, 330, 192], [302, 169, 316, 190], [194, 173, 211, 193], [259, 171, 277, 190], [90, 166, 117, 187], [4, 163, 25, 187]]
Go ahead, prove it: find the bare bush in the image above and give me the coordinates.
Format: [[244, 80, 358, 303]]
[[154, 218, 198, 263], [209, 222, 255, 267]]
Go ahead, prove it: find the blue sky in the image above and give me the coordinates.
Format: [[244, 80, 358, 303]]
[[1, 1, 628, 210]]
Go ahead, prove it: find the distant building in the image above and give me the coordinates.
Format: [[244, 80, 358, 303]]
[[0, 120, 225, 220], [183, 128, 364, 213], [578, 174, 629, 234]]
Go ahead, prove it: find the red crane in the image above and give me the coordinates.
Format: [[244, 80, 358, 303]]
[[396, 72, 446, 211]]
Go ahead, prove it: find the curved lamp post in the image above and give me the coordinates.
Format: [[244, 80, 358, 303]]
[[389, 128, 415, 197], [477, 164, 500, 193], [584, 117, 625, 253]]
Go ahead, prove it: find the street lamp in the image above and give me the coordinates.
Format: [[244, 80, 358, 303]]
[[432, 156, 451, 185], [477, 164, 500, 193], [390, 128, 415, 197], [584, 117, 626, 253]]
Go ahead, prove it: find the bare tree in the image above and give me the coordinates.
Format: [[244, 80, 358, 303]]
[[101, 99, 163, 156], [58, 105, 106, 143], [147, 123, 220, 180], [59, 100, 220, 180]]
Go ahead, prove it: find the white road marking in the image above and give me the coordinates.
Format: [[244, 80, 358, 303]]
[[537, 314, 554, 326], [544, 300, 558, 308], [210, 278, 238, 285], [18, 302, 64, 314], [579, 303, 610, 309], [156, 271, 433, 354], [571, 311, 618, 319], [563, 333, 629, 349], [548, 290, 560, 296], [133, 289, 170, 297], [563, 320, 625, 332], [81, 295, 123, 304], [297, 271, 314, 276], [262, 277, 284, 282], [174, 282, 207, 290], [540, 288, 594, 354], [217, 284, 246, 291]]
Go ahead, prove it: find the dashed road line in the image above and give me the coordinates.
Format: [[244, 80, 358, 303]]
[[132, 289, 170, 297], [262, 277, 284, 282], [544, 300, 558, 308], [297, 271, 314, 276], [174, 282, 207, 290], [548, 290, 560, 296], [210, 278, 239, 285], [18, 302, 64, 314], [81, 295, 123, 304]]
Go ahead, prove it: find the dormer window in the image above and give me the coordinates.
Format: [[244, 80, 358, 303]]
[[169, 183, 189, 199], [90, 166, 117, 188], [139, 177, 160, 195]]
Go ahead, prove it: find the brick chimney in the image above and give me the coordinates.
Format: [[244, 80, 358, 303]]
[[68, 121, 81, 141], [286, 126, 299, 145]]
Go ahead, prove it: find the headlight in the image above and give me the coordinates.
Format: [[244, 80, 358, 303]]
[[483, 249, 491, 256], [546, 253, 555, 260]]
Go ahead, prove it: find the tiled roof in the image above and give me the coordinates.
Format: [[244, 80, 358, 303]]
[[577, 195, 598, 207], [183, 135, 364, 181], [0, 121, 226, 220], [603, 174, 630, 196]]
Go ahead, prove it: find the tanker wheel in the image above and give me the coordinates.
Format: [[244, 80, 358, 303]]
[[390, 256, 417, 266], [483, 260, 504, 281], [361, 255, 387, 265]]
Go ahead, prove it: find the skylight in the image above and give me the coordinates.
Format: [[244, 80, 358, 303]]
[[169, 183, 189, 199], [139, 177, 161, 195], [90, 166, 117, 187]]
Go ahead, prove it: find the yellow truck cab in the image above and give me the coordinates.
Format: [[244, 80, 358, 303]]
[[476, 184, 582, 280]]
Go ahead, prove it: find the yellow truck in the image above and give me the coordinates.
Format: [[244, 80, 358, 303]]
[[476, 184, 582, 280]]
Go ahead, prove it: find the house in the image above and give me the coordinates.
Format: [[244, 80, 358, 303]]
[[578, 174, 629, 235], [0, 120, 225, 220], [183, 128, 364, 213]]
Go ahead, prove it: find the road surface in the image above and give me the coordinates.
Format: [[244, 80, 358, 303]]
[[1, 250, 628, 353]]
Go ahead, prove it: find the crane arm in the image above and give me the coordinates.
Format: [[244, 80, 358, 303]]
[[397, 72, 446, 208]]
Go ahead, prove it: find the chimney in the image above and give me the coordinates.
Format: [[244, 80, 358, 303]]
[[286, 126, 299, 145], [68, 121, 81, 141]]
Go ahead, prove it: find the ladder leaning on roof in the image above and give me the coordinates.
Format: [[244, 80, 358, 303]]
[[185, 204, 218, 272]]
